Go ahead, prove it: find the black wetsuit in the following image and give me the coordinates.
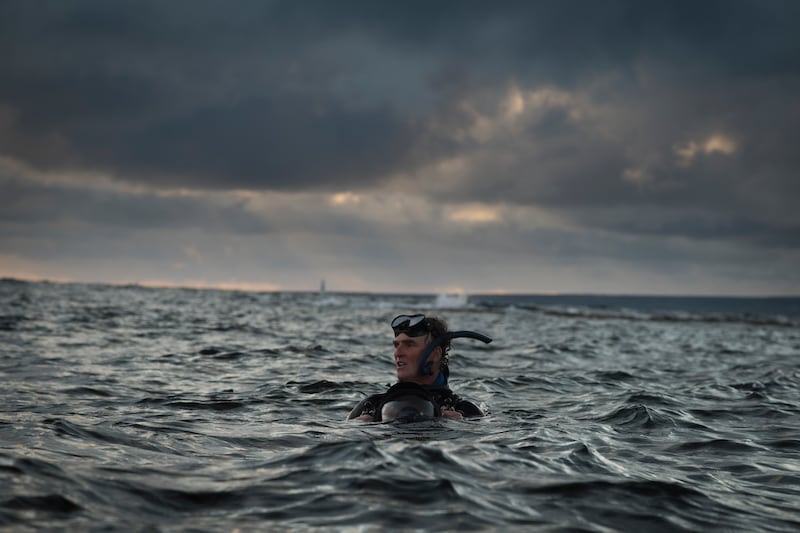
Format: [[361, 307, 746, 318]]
[[347, 384, 483, 421]]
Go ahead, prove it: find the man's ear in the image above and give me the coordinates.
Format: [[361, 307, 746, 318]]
[[431, 345, 443, 363]]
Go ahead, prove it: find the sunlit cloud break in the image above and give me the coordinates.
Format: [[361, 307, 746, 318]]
[[675, 133, 737, 166]]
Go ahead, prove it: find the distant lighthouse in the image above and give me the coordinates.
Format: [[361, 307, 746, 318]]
[[320, 279, 326, 295]]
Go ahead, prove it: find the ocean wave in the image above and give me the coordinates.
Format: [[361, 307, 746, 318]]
[[3, 281, 799, 531]]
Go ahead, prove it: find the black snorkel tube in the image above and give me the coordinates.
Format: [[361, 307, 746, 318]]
[[418, 330, 493, 379]]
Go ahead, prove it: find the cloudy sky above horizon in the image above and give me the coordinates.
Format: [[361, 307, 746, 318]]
[[2, 1, 799, 295]]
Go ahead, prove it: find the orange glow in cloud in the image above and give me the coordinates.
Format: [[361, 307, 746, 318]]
[[0, 255, 73, 283], [448, 206, 501, 223], [704, 134, 736, 155], [133, 279, 283, 292], [329, 192, 362, 206], [675, 133, 737, 166]]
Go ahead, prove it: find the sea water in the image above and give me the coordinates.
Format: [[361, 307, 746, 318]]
[[1, 280, 799, 531]]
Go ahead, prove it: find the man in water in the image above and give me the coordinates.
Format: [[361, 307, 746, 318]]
[[347, 314, 486, 422]]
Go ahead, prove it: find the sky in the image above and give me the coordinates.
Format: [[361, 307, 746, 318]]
[[1, 0, 799, 296]]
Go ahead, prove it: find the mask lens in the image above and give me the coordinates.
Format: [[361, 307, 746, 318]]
[[391, 314, 429, 336], [391, 314, 425, 329]]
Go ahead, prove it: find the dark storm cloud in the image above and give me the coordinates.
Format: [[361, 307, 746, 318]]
[[0, 176, 268, 234], [2, 1, 797, 187], [1, 0, 799, 257], [0, 0, 447, 189]]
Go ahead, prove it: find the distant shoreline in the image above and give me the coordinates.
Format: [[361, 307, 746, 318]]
[[2, 276, 799, 300]]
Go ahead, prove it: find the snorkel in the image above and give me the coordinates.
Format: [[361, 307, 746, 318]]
[[417, 330, 494, 384]]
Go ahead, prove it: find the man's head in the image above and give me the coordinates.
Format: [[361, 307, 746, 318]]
[[391, 314, 451, 385]]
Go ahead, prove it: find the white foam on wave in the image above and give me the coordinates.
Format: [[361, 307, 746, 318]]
[[434, 292, 469, 308]]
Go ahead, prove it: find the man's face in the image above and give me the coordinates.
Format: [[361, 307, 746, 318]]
[[393, 332, 439, 383]]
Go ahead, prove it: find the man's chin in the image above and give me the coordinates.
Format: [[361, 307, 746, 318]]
[[395, 369, 416, 382]]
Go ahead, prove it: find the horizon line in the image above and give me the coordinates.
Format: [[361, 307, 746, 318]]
[[2, 276, 798, 300]]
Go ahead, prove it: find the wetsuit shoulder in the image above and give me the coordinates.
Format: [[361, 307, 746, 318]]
[[453, 397, 483, 417], [425, 386, 484, 418], [346, 393, 383, 420]]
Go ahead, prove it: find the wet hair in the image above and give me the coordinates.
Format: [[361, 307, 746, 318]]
[[426, 316, 451, 379]]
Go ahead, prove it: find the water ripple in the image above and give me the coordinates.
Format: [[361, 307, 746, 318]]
[[2, 281, 799, 531]]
